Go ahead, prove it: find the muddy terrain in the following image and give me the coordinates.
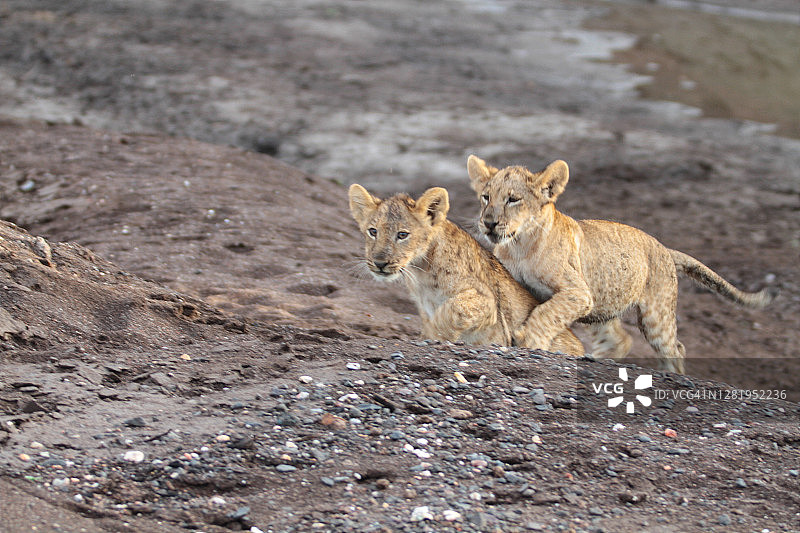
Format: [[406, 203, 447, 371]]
[[0, 0, 799, 532]]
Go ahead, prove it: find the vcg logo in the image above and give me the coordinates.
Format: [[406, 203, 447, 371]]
[[591, 368, 653, 414]]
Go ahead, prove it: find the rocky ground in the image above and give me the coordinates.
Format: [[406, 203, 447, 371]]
[[0, 0, 799, 532]]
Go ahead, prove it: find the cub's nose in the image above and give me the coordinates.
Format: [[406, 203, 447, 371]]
[[483, 220, 498, 233], [373, 260, 388, 271]]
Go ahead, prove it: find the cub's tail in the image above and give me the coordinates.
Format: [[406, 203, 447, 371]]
[[670, 250, 777, 308]]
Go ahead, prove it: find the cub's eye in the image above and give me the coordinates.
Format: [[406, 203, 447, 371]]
[[481, 194, 489, 203], [368, 228, 377, 237], [396, 231, 409, 240], [507, 196, 521, 205]]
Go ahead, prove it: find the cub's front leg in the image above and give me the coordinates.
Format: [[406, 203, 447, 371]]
[[514, 280, 593, 349], [428, 288, 496, 342]]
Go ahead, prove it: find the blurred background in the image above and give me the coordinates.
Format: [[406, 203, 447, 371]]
[[0, 0, 798, 392]]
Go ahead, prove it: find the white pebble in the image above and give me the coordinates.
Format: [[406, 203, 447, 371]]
[[30, 441, 45, 449], [73, 494, 84, 503], [346, 362, 361, 370], [209, 496, 227, 506], [612, 423, 626, 432], [410, 506, 433, 521], [443, 509, 462, 521], [338, 393, 359, 402], [123, 450, 145, 463], [216, 434, 231, 442], [412, 449, 432, 459], [298, 375, 313, 384]]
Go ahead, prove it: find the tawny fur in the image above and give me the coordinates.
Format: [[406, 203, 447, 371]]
[[467, 155, 776, 374], [348, 183, 583, 355]]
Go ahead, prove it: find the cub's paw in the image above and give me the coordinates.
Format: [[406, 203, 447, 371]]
[[512, 327, 547, 350]]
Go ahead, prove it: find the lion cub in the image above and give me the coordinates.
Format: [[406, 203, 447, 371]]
[[348, 183, 583, 355], [467, 155, 776, 374]]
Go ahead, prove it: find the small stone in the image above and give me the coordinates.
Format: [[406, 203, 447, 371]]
[[589, 507, 604, 516], [209, 496, 227, 506], [492, 465, 505, 478], [685, 406, 699, 413], [320, 413, 348, 430], [664, 428, 677, 438], [19, 179, 36, 192], [52, 478, 69, 488], [215, 434, 231, 442], [667, 448, 691, 455], [29, 441, 45, 449], [718, 514, 732, 526], [504, 471, 526, 484], [735, 478, 747, 488], [230, 436, 255, 449], [228, 506, 251, 520], [467, 512, 497, 528], [321, 477, 335, 486], [531, 390, 546, 405], [448, 408, 473, 420], [389, 430, 406, 440], [453, 372, 468, 384], [123, 450, 145, 463], [375, 478, 390, 490], [276, 464, 297, 473], [403, 489, 417, 499], [299, 375, 313, 384], [180, 353, 192, 361], [637, 435, 652, 443], [442, 509, 462, 521], [410, 506, 433, 522], [346, 362, 361, 370], [512, 386, 530, 394], [390, 351, 405, 359], [788, 470, 799, 477], [123, 417, 147, 428], [73, 494, 84, 503]]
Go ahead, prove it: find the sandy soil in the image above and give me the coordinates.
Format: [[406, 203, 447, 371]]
[[0, 0, 799, 532]]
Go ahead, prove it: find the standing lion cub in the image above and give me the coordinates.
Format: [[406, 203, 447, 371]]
[[348, 183, 583, 355], [467, 155, 776, 373]]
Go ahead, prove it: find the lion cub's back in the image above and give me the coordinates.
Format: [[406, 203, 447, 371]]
[[578, 219, 673, 310]]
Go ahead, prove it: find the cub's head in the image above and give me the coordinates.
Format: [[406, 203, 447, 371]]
[[348, 184, 449, 281], [467, 155, 569, 244]]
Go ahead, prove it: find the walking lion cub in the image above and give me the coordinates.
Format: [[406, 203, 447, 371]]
[[467, 155, 776, 373], [348, 183, 583, 355]]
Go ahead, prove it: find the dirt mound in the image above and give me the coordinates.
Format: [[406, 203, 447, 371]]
[[0, 119, 416, 343], [0, 219, 246, 355]]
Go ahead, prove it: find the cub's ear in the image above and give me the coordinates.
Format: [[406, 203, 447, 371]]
[[467, 155, 499, 192], [348, 184, 380, 227], [538, 159, 569, 202], [415, 187, 450, 226]]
